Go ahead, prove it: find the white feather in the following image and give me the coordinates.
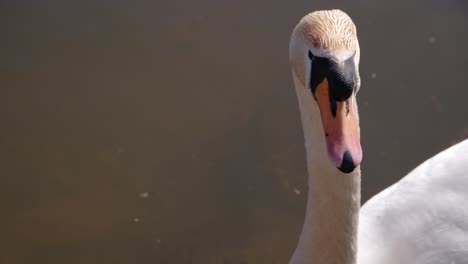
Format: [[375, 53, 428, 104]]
[[358, 140, 468, 264]]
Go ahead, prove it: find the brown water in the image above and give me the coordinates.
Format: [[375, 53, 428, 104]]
[[1, 0, 468, 263]]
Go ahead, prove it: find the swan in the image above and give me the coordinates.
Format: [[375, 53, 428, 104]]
[[288, 9, 468, 264]]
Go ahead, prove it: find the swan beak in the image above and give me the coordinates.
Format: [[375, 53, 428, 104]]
[[315, 79, 362, 173]]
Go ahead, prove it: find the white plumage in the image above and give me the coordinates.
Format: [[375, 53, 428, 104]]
[[288, 9, 468, 264], [358, 140, 468, 264]]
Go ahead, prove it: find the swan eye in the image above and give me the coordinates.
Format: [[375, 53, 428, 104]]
[[308, 50, 314, 60]]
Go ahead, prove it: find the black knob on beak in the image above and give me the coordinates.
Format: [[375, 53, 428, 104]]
[[328, 71, 354, 102]]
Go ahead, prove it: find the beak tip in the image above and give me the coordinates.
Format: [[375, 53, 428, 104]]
[[338, 150, 357, 174]]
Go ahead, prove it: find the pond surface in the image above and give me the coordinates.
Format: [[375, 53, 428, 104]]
[[1, 0, 467, 263]]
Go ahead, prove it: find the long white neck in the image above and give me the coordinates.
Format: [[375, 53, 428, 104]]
[[289, 74, 361, 264]]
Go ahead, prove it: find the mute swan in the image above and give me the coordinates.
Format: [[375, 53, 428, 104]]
[[288, 9, 468, 264]]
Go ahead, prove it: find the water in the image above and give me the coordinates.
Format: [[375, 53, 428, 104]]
[[1, 0, 467, 263]]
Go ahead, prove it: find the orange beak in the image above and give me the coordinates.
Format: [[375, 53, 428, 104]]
[[315, 79, 362, 173]]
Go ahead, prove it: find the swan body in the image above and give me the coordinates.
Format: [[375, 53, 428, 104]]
[[288, 9, 468, 264], [358, 140, 468, 264]]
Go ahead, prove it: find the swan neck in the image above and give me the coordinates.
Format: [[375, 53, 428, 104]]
[[290, 74, 361, 264]]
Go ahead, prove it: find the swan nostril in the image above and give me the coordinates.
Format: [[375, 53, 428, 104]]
[[338, 150, 355, 173]]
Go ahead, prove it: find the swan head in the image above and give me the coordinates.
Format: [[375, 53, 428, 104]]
[[289, 9, 362, 173]]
